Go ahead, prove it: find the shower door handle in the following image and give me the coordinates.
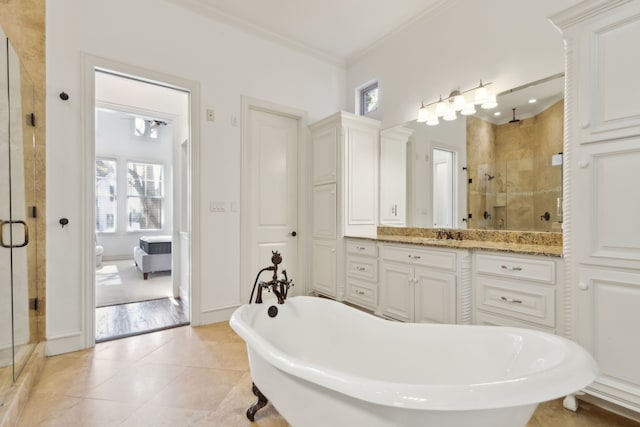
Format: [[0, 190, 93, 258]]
[[0, 219, 29, 248]]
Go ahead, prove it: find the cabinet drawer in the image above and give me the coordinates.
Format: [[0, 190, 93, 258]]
[[380, 245, 456, 271], [475, 277, 555, 327], [346, 255, 378, 281], [474, 311, 555, 334], [475, 254, 555, 284], [346, 240, 377, 257], [345, 278, 377, 310]]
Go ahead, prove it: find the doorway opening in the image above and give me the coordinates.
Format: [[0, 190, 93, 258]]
[[93, 69, 191, 342], [433, 147, 457, 228]]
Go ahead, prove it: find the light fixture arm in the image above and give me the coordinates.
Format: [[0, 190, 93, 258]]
[[419, 81, 493, 109]]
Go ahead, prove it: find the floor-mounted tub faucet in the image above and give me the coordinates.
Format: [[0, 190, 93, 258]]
[[250, 251, 294, 304]]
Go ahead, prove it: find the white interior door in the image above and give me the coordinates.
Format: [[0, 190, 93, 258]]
[[247, 108, 298, 290]]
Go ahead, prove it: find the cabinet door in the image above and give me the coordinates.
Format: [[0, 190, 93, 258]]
[[573, 3, 640, 143], [312, 124, 337, 185], [312, 240, 337, 297], [575, 268, 640, 408], [344, 126, 378, 234], [573, 138, 640, 270], [312, 183, 336, 238], [414, 267, 456, 324], [380, 136, 407, 225], [379, 261, 413, 322]]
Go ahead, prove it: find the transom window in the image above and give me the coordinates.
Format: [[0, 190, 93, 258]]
[[127, 162, 164, 231], [360, 82, 379, 115]]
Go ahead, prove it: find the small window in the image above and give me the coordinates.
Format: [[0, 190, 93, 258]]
[[360, 82, 379, 115], [95, 159, 117, 232], [127, 162, 164, 231]]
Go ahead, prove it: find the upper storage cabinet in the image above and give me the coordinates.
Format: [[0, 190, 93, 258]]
[[553, 1, 640, 143], [310, 111, 380, 238]]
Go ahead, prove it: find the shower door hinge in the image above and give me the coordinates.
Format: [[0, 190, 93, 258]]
[[30, 297, 39, 311], [28, 113, 36, 127], [30, 206, 37, 218]]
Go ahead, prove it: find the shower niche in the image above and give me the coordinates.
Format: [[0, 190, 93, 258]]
[[0, 26, 39, 406]]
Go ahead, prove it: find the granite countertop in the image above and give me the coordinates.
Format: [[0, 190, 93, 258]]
[[347, 227, 563, 257]]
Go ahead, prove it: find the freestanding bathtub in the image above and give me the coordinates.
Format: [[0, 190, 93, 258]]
[[230, 296, 597, 427]]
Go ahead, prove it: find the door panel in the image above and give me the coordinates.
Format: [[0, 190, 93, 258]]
[[248, 108, 298, 281]]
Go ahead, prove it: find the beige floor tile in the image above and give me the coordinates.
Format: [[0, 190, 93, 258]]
[[18, 395, 138, 427], [83, 362, 185, 404], [118, 403, 217, 427], [212, 371, 289, 426], [139, 338, 249, 371], [92, 327, 182, 362], [145, 366, 245, 411]]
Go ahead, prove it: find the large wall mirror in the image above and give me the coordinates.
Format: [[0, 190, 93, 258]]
[[380, 73, 564, 232]]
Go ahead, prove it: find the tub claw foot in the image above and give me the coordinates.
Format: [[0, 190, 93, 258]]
[[247, 382, 269, 421], [563, 393, 584, 412]]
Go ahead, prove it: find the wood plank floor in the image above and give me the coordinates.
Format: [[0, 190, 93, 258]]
[[95, 297, 189, 343]]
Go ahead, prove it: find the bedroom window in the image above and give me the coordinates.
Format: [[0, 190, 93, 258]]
[[95, 159, 117, 232], [127, 161, 164, 231]]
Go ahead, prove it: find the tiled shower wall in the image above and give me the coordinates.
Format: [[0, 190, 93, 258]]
[[467, 101, 563, 232]]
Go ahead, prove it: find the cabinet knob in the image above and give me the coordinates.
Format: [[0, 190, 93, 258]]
[[578, 160, 589, 168], [578, 282, 589, 290]]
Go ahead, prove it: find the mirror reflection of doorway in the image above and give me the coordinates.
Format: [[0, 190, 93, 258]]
[[93, 70, 191, 342], [433, 148, 456, 228]]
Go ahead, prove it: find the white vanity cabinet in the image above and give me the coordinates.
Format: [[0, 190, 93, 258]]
[[552, 0, 640, 413], [378, 243, 468, 324], [344, 239, 378, 310], [310, 112, 380, 299], [472, 252, 562, 333]]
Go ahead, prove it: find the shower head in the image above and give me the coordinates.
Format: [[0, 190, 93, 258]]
[[485, 173, 495, 180], [509, 108, 520, 123]]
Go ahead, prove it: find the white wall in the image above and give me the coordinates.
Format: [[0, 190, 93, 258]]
[[46, 0, 346, 354], [95, 109, 174, 259], [347, 0, 579, 129]]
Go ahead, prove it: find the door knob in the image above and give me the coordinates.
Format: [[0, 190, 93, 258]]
[[289, 231, 297, 237]]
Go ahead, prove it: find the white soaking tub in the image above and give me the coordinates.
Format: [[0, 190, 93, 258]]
[[230, 296, 597, 427]]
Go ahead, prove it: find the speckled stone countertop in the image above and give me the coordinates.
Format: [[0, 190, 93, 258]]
[[347, 227, 563, 257]]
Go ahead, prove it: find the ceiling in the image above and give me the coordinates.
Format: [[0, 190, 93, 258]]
[[165, 0, 447, 64]]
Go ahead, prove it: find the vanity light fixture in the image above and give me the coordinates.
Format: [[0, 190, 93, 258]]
[[416, 80, 497, 125]]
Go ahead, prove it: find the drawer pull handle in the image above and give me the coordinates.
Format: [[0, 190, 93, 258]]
[[356, 247, 365, 250], [356, 266, 366, 271], [501, 296, 523, 304], [501, 265, 522, 271], [355, 290, 366, 295], [407, 255, 421, 259]]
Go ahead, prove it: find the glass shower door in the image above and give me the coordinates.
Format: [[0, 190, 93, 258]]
[[0, 29, 38, 404]]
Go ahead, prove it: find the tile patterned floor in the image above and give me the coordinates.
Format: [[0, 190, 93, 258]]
[[16, 323, 640, 426]]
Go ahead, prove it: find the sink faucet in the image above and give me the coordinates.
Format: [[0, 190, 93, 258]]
[[253, 251, 294, 304]]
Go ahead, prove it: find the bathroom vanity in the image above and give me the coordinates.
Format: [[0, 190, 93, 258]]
[[343, 231, 563, 334]]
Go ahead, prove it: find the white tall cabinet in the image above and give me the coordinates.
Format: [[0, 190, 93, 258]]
[[379, 127, 412, 226], [552, 0, 640, 413], [310, 112, 380, 299]]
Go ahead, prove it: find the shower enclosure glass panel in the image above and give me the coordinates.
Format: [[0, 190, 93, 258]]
[[0, 28, 38, 406]]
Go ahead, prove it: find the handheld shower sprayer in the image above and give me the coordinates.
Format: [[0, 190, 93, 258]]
[[249, 251, 294, 304]]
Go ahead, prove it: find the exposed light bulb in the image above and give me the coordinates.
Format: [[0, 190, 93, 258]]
[[481, 93, 498, 109], [453, 94, 465, 111], [417, 104, 428, 122], [461, 102, 476, 116]]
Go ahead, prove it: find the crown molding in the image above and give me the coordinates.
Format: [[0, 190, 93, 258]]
[[163, 0, 347, 68], [549, 0, 633, 31]]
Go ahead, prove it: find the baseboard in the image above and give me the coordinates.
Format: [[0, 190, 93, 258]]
[[198, 304, 240, 325], [45, 331, 85, 356], [580, 394, 640, 423]]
